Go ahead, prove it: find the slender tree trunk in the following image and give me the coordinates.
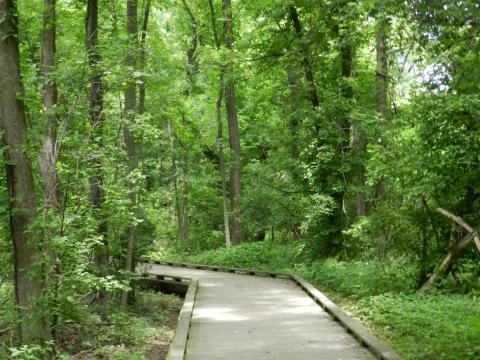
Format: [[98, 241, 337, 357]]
[[208, 0, 231, 247], [376, 6, 388, 123], [0, 0, 51, 344], [180, 159, 189, 246], [375, 2, 389, 197], [39, 0, 61, 211], [287, 66, 300, 158], [216, 73, 232, 247], [338, 5, 365, 218], [336, 20, 355, 226], [139, 0, 151, 114], [288, 6, 319, 110], [121, 0, 139, 309], [176, 0, 200, 248], [39, 0, 61, 336], [375, 2, 389, 249], [223, 0, 245, 244], [287, 65, 303, 240], [167, 121, 182, 235], [86, 0, 109, 313]]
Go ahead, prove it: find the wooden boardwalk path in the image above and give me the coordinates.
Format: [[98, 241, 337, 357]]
[[142, 263, 385, 360]]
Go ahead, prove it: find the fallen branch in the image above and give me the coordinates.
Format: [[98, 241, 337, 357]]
[[436, 208, 480, 253], [419, 208, 479, 292]]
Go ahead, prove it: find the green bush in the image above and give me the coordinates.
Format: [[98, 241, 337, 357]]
[[295, 258, 418, 300], [153, 241, 303, 271]]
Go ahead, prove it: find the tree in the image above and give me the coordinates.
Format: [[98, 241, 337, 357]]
[[121, 0, 141, 308], [39, 0, 61, 211], [208, 0, 231, 247], [86, 0, 109, 312], [288, 5, 319, 110], [222, 0, 245, 244], [0, 0, 51, 344]]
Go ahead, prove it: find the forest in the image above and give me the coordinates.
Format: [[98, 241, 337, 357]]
[[0, 0, 479, 359]]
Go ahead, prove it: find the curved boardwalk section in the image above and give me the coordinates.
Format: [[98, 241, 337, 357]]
[[142, 263, 379, 360]]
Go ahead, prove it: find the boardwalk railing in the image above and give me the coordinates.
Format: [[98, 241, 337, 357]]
[[138, 257, 401, 360]]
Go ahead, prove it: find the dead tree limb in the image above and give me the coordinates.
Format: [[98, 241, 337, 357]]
[[419, 208, 479, 292], [436, 207, 480, 252]]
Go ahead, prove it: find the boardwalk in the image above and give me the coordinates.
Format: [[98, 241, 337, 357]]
[[143, 263, 377, 360]]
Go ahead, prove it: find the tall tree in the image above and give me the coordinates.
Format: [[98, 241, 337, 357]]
[[288, 5, 320, 110], [86, 0, 109, 311], [138, 0, 151, 114], [121, 0, 140, 308], [222, 0, 245, 244], [208, 0, 231, 247], [177, 0, 200, 247], [167, 120, 182, 236], [376, 3, 388, 123], [0, 0, 51, 344], [39, 0, 61, 211], [337, 1, 366, 217]]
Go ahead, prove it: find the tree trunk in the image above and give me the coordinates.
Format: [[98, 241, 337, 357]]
[[288, 6, 319, 110], [121, 0, 140, 309], [376, 6, 388, 123], [86, 0, 109, 313], [0, 0, 51, 344], [223, 0, 245, 244], [286, 65, 303, 240], [287, 65, 300, 158], [208, 0, 231, 247], [180, 159, 189, 246], [216, 73, 232, 248], [374, 1, 389, 249], [339, 5, 365, 218], [39, 0, 61, 211], [375, 1, 389, 198], [167, 120, 182, 235], [138, 0, 151, 114]]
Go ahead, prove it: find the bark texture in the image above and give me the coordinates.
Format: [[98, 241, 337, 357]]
[[139, 0, 151, 114], [39, 0, 61, 210], [376, 9, 388, 122], [0, 0, 51, 344], [223, 0, 245, 244], [86, 0, 109, 309], [121, 0, 140, 308], [209, 0, 231, 247], [288, 6, 319, 110]]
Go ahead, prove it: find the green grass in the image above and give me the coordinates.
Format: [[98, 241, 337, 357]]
[[151, 242, 480, 360]]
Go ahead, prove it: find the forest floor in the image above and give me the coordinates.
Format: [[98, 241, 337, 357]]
[[0, 291, 182, 360], [152, 241, 480, 360]]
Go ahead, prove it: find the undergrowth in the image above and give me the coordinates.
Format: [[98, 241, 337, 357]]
[[1, 291, 182, 360]]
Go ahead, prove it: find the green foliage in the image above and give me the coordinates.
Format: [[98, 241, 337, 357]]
[[155, 241, 302, 271], [355, 293, 480, 360], [295, 258, 418, 299], [2, 0, 480, 357]]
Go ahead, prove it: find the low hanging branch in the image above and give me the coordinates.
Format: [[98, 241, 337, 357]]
[[419, 208, 480, 292]]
